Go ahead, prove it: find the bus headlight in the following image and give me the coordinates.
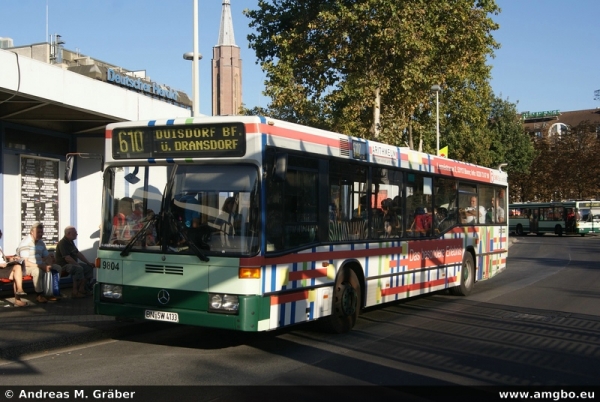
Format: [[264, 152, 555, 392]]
[[208, 293, 239, 314], [101, 284, 123, 301]]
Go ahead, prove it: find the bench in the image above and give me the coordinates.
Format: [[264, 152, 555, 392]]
[[0, 272, 72, 297]]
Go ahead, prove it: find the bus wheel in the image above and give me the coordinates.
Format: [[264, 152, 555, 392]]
[[450, 252, 475, 296], [516, 224, 524, 236], [556, 225, 563, 237], [329, 267, 361, 333]]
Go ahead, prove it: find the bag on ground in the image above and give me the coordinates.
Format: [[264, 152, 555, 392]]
[[43, 269, 61, 297]]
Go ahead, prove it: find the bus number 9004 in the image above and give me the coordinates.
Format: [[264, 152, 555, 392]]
[[102, 261, 120, 271]]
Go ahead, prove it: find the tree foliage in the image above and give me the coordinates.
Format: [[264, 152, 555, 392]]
[[244, 0, 501, 162], [512, 122, 600, 202]]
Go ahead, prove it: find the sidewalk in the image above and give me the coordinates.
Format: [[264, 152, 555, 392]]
[[0, 288, 140, 361]]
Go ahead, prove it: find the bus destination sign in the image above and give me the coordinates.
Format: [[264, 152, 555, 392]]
[[112, 123, 246, 159]]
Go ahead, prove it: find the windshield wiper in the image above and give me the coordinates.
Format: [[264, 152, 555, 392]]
[[120, 216, 156, 257], [165, 210, 210, 262]]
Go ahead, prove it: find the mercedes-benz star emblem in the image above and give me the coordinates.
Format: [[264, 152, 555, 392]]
[[157, 289, 170, 305]]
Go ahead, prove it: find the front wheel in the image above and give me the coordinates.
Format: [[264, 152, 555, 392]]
[[328, 267, 361, 333], [450, 252, 475, 296]]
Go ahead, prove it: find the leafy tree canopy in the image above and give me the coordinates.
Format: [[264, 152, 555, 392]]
[[244, 0, 502, 165]]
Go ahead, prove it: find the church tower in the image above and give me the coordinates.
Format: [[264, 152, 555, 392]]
[[212, 0, 242, 116]]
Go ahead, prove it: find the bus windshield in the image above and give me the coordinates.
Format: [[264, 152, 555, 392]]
[[100, 164, 260, 256]]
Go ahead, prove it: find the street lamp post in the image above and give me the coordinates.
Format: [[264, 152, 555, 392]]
[[431, 84, 442, 155], [183, 51, 202, 116], [185, 0, 200, 117]]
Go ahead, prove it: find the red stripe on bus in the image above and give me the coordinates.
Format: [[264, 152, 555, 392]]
[[241, 239, 464, 267], [288, 268, 328, 281], [259, 123, 341, 148], [381, 276, 457, 296], [241, 247, 400, 266], [270, 290, 309, 305]]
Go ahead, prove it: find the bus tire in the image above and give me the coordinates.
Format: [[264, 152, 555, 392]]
[[516, 224, 524, 236], [556, 225, 563, 237], [450, 252, 475, 296], [328, 267, 361, 333]]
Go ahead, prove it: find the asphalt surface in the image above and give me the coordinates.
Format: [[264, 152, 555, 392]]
[[0, 287, 141, 361], [0, 237, 518, 361]]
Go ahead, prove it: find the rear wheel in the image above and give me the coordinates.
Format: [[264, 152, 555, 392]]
[[450, 252, 475, 296], [328, 267, 361, 333]]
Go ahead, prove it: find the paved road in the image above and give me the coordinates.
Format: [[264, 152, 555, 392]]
[[1, 235, 599, 394]]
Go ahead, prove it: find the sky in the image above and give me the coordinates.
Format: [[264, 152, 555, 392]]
[[1, 0, 599, 116]]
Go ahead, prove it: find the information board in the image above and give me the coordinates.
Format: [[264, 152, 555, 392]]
[[20, 156, 59, 246]]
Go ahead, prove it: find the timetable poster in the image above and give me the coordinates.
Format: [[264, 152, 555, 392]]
[[20, 156, 59, 246]]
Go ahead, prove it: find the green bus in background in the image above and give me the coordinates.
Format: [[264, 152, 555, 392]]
[[509, 201, 600, 236]]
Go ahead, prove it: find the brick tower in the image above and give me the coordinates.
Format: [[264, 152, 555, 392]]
[[212, 0, 242, 116]]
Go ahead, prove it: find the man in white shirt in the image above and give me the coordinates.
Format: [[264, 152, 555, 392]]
[[17, 222, 61, 303], [463, 196, 486, 224]]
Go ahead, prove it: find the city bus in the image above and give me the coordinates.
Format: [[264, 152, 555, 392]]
[[91, 115, 508, 333], [508, 201, 600, 236]]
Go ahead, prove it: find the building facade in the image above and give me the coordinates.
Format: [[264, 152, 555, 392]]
[[0, 40, 191, 262], [522, 108, 600, 138]]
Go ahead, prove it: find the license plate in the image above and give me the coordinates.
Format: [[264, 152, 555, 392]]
[[144, 309, 179, 323]]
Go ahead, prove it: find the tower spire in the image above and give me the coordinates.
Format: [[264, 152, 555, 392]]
[[217, 0, 236, 47]]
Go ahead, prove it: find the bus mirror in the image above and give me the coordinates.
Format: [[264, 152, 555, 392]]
[[64, 152, 104, 184], [64, 155, 75, 184], [125, 166, 140, 184], [274, 153, 288, 182]]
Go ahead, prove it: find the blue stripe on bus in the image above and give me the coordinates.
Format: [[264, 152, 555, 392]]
[[279, 303, 285, 327], [166, 119, 175, 125], [291, 262, 297, 289], [270, 264, 277, 293], [166, 158, 175, 163], [148, 159, 157, 164], [311, 248, 316, 287], [260, 133, 268, 255], [259, 116, 267, 124], [290, 301, 296, 325], [148, 121, 156, 126]]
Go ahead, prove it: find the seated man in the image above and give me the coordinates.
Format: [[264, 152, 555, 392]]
[[17, 222, 61, 303], [55, 226, 94, 298]]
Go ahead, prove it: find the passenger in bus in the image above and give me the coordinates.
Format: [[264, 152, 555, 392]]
[[410, 207, 432, 237], [214, 197, 237, 247], [463, 196, 486, 224], [494, 197, 505, 223], [111, 197, 144, 244], [381, 198, 399, 238]]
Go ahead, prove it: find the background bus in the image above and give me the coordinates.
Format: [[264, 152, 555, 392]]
[[509, 201, 600, 236], [92, 115, 509, 333]]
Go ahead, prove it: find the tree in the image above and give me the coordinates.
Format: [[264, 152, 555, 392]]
[[244, 0, 501, 155], [513, 121, 600, 202]]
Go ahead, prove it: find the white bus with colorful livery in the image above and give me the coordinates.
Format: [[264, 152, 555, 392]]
[[92, 115, 508, 333]]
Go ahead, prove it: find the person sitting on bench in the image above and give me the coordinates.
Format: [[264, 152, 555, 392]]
[[0, 228, 27, 307]]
